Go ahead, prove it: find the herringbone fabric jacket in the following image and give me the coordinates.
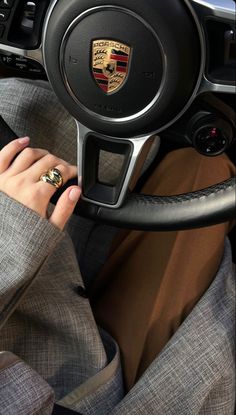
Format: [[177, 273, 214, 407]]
[[0, 192, 235, 415], [0, 78, 235, 414]]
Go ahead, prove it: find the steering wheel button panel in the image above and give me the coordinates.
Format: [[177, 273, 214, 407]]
[[0, 52, 44, 73], [0, 9, 10, 21]]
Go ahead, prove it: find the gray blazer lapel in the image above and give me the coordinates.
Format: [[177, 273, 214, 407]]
[[111, 239, 235, 415]]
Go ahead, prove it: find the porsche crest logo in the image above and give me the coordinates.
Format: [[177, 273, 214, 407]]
[[92, 39, 131, 94]]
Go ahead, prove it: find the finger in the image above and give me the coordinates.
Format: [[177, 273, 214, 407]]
[[49, 186, 81, 230], [8, 147, 49, 175], [0, 137, 30, 174], [25, 153, 70, 181]]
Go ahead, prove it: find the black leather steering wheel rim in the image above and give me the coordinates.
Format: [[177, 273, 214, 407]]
[[42, 0, 236, 230], [0, 115, 235, 231], [77, 178, 236, 231]]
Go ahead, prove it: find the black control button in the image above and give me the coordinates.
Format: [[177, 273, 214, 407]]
[[0, 9, 10, 21], [0, 54, 14, 65], [0, 24, 4, 37], [193, 126, 227, 156], [192, 116, 233, 157], [0, 0, 14, 8]]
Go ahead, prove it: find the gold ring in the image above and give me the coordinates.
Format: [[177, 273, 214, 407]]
[[40, 168, 63, 189]]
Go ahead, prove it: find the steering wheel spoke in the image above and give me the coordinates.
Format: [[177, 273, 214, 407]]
[[76, 122, 152, 208]]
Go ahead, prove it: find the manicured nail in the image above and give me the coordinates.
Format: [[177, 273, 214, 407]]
[[69, 188, 81, 203], [18, 136, 30, 144]]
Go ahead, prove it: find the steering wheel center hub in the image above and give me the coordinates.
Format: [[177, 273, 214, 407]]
[[44, 0, 202, 136], [61, 7, 165, 122]]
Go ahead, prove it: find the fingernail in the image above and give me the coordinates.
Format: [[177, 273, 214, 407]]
[[69, 188, 81, 203], [18, 136, 30, 144]]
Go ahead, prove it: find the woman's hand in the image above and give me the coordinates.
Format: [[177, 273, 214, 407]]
[[0, 137, 81, 230]]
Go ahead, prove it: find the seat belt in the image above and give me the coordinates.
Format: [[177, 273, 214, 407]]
[[52, 403, 83, 415]]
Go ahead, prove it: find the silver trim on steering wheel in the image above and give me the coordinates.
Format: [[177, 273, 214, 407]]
[[189, 0, 236, 94], [76, 122, 152, 208]]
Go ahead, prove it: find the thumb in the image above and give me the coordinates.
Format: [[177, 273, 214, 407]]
[[49, 186, 81, 230]]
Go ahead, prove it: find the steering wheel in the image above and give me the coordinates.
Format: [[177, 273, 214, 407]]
[[0, 0, 235, 230]]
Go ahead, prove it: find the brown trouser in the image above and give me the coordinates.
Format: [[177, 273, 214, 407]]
[[91, 148, 235, 391]]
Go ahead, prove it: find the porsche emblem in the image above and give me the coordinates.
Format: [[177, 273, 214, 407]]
[[92, 39, 131, 94]]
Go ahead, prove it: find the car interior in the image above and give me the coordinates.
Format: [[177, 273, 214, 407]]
[[0, 0, 235, 414]]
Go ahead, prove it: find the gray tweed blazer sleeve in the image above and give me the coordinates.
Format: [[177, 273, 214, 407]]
[[0, 191, 115, 414], [0, 191, 63, 329]]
